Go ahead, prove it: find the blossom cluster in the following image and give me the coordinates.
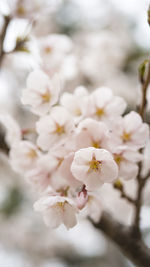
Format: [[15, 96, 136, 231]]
[[5, 69, 149, 230]]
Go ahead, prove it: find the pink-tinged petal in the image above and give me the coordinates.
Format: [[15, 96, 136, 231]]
[[123, 111, 142, 133], [72, 147, 94, 165], [119, 161, 139, 180], [123, 150, 143, 162], [50, 106, 72, 126], [105, 96, 126, 116], [86, 194, 102, 223], [63, 203, 77, 229], [100, 159, 118, 183], [43, 208, 63, 228], [74, 86, 88, 97], [85, 172, 104, 191], [75, 131, 92, 150], [71, 164, 89, 182], [92, 87, 113, 107], [21, 89, 42, 107], [26, 70, 50, 93], [132, 124, 149, 147], [36, 115, 55, 134], [94, 148, 114, 161], [37, 134, 55, 151], [59, 153, 83, 188]]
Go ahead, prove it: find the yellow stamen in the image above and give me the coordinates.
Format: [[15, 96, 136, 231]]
[[95, 108, 104, 117], [57, 202, 64, 208], [17, 6, 25, 15], [122, 131, 131, 142], [44, 46, 52, 54], [55, 124, 65, 135], [41, 91, 51, 103], [89, 156, 102, 172], [114, 179, 123, 190], [27, 149, 37, 159], [92, 141, 100, 149], [114, 154, 123, 165], [75, 109, 82, 116]]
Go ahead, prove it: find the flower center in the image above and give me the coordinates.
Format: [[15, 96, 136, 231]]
[[44, 46, 52, 54], [95, 108, 104, 117], [75, 108, 82, 116], [41, 91, 51, 103], [114, 154, 123, 165], [89, 156, 102, 172], [55, 123, 65, 135], [92, 141, 100, 148], [122, 131, 131, 142], [17, 6, 25, 15], [57, 202, 65, 208], [27, 149, 37, 159]]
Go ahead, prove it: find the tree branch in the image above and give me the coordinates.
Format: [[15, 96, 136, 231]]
[[0, 15, 10, 68], [91, 211, 150, 267], [139, 61, 150, 120], [113, 180, 135, 205]]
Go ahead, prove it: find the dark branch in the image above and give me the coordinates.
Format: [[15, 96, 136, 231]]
[[113, 180, 135, 205], [91, 211, 150, 267], [139, 61, 150, 120], [0, 15, 10, 68]]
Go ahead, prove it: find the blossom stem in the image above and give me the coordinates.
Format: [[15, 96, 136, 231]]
[[113, 182, 135, 205], [139, 60, 150, 120], [0, 15, 11, 68], [133, 163, 150, 238]]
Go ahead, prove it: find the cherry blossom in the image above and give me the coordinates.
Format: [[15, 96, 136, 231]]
[[60, 86, 88, 121], [21, 69, 60, 116], [81, 193, 102, 223], [34, 195, 77, 229], [36, 106, 74, 150], [113, 148, 142, 180], [73, 118, 110, 150], [71, 147, 118, 191], [111, 111, 149, 150], [10, 141, 41, 173], [39, 34, 77, 80], [25, 153, 58, 192], [84, 87, 127, 121]]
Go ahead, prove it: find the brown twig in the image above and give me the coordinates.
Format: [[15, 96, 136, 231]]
[[139, 61, 150, 120], [0, 15, 11, 68], [132, 162, 150, 238], [113, 180, 135, 205], [91, 211, 150, 267]]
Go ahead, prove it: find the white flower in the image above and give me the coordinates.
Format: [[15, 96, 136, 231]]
[[36, 106, 74, 151], [111, 111, 149, 150], [25, 153, 58, 192], [71, 147, 118, 191], [39, 34, 77, 81], [74, 118, 110, 150], [34, 195, 77, 229], [84, 87, 126, 121], [113, 148, 142, 180], [60, 86, 88, 120], [81, 193, 102, 223], [21, 69, 60, 116], [10, 141, 40, 173]]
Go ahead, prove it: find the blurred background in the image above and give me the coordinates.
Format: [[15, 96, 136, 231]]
[[0, 0, 150, 266]]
